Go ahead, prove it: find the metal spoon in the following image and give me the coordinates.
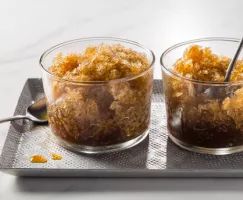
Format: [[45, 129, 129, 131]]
[[205, 37, 243, 98], [225, 37, 243, 81], [0, 98, 47, 124]]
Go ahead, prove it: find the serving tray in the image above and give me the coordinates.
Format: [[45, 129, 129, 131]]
[[1, 78, 243, 177]]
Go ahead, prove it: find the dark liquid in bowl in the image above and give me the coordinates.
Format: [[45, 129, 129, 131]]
[[50, 121, 150, 146], [167, 114, 243, 148]]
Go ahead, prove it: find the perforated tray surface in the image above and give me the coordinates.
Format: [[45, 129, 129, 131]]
[[1, 79, 243, 177]]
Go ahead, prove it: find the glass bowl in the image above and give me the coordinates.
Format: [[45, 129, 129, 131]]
[[40, 37, 155, 154], [160, 37, 243, 155]]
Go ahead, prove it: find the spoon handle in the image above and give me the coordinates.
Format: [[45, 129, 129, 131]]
[[0, 115, 28, 124], [224, 37, 243, 82]]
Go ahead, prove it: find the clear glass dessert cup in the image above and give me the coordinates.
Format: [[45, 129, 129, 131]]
[[160, 37, 243, 155], [40, 37, 155, 154]]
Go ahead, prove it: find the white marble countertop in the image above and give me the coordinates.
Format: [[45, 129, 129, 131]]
[[1, 0, 243, 199]]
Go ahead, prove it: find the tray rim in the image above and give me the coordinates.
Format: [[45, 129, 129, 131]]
[[2, 168, 243, 177]]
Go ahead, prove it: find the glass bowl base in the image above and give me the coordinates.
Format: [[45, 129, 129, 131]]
[[169, 134, 243, 155], [55, 129, 149, 154]]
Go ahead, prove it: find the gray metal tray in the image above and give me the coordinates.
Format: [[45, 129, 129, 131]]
[[1, 78, 243, 177]]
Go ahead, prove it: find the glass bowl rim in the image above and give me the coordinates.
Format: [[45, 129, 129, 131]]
[[39, 37, 155, 85], [160, 37, 243, 86]]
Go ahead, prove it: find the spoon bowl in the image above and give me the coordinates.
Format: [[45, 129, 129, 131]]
[[0, 98, 48, 124]]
